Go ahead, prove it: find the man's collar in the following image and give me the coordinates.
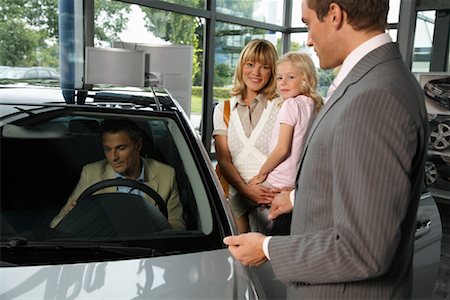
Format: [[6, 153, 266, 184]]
[[114, 158, 145, 182], [333, 33, 392, 91]]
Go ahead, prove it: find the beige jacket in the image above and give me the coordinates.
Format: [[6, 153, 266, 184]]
[[50, 158, 185, 230]]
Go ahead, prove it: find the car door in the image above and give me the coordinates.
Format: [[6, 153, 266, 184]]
[[248, 191, 442, 299], [412, 191, 442, 299]]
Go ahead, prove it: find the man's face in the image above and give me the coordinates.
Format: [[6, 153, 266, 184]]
[[102, 130, 142, 179], [302, 0, 337, 69]]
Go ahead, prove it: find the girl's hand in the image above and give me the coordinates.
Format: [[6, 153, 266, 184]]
[[248, 174, 267, 186]]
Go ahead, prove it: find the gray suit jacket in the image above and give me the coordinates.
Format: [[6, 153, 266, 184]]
[[268, 43, 428, 299], [50, 158, 185, 230]]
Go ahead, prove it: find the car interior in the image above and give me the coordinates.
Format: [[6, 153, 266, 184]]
[[1, 112, 205, 241]]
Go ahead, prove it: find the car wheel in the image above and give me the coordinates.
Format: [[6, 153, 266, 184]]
[[425, 161, 438, 186], [429, 120, 450, 150]]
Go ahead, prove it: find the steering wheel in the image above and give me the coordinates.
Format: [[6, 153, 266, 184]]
[[77, 178, 168, 218]]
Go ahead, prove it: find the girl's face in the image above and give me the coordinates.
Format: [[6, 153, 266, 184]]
[[276, 61, 304, 99], [242, 60, 272, 97]]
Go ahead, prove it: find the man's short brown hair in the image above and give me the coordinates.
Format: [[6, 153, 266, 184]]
[[306, 0, 389, 32], [99, 119, 143, 143]]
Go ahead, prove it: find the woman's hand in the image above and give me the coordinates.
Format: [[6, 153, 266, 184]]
[[243, 184, 280, 206]]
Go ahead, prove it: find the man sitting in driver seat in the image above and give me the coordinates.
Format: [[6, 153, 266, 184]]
[[50, 119, 185, 230]]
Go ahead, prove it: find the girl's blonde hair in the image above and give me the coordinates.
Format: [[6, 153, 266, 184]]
[[231, 39, 279, 100], [277, 52, 323, 112]]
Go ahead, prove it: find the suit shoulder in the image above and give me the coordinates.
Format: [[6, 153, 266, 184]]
[[144, 158, 174, 172], [83, 159, 108, 171]]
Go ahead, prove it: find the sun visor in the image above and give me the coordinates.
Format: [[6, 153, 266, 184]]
[[2, 123, 67, 138]]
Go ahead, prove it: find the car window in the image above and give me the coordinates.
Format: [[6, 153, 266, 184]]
[[1, 68, 27, 79], [24, 70, 38, 79], [1, 108, 218, 256]]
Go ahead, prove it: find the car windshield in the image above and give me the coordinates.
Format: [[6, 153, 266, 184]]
[[0, 100, 223, 265]]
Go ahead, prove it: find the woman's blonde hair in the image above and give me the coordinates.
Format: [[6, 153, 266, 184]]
[[277, 52, 323, 112], [231, 39, 279, 100]]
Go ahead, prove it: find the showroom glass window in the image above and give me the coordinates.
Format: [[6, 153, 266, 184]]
[[156, 0, 205, 9], [412, 11, 435, 72], [0, 1, 60, 85], [216, 0, 284, 26], [212, 22, 281, 100], [95, 1, 205, 117]]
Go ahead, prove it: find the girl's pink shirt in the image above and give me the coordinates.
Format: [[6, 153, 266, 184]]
[[266, 94, 315, 189]]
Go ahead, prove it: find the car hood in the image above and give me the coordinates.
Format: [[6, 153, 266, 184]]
[[0, 249, 261, 300]]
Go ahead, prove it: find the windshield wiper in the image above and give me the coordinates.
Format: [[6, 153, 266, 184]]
[[4, 237, 28, 248], [1, 238, 165, 257]]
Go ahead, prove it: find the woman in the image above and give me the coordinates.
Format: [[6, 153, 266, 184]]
[[213, 39, 283, 233]]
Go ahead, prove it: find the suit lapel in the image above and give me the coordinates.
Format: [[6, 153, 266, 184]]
[[296, 42, 401, 182], [143, 160, 159, 200]]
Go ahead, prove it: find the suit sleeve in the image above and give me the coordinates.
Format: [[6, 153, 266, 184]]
[[49, 165, 90, 228], [268, 89, 419, 284]]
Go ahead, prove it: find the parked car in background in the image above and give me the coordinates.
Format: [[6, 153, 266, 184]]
[[0, 67, 59, 80], [0, 85, 442, 299], [424, 76, 450, 206], [0, 66, 11, 75]]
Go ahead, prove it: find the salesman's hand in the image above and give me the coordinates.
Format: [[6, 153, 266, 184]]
[[223, 233, 267, 266], [268, 190, 293, 220]]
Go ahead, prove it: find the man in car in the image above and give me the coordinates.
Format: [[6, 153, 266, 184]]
[[50, 119, 185, 230]]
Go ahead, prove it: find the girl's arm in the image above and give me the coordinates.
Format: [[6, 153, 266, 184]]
[[251, 123, 294, 184]]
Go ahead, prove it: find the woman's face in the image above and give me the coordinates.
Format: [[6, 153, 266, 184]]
[[242, 60, 272, 97]]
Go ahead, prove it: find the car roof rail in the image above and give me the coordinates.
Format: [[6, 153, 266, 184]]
[[68, 87, 178, 112], [93, 91, 161, 110]]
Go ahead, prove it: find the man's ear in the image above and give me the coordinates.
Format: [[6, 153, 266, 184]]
[[328, 3, 345, 30]]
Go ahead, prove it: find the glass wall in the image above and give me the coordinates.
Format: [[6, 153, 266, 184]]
[[213, 22, 280, 100], [91, 1, 205, 116], [158, 0, 205, 9], [0, 0, 60, 83], [217, 0, 284, 26], [388, 0, 402, 23], [1, 0, 447, 151], [412, 11, 435, 72]]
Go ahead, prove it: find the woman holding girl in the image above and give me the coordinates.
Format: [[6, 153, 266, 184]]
[[213, 39, 283, 233]]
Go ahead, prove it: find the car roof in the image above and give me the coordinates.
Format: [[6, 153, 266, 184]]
[[0, 85, 182, 114]]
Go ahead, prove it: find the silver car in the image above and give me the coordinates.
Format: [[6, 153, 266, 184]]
[[0, 86, 442, 299]]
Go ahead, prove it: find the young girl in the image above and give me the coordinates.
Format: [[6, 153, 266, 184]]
[[249, 52, 323, 190]]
